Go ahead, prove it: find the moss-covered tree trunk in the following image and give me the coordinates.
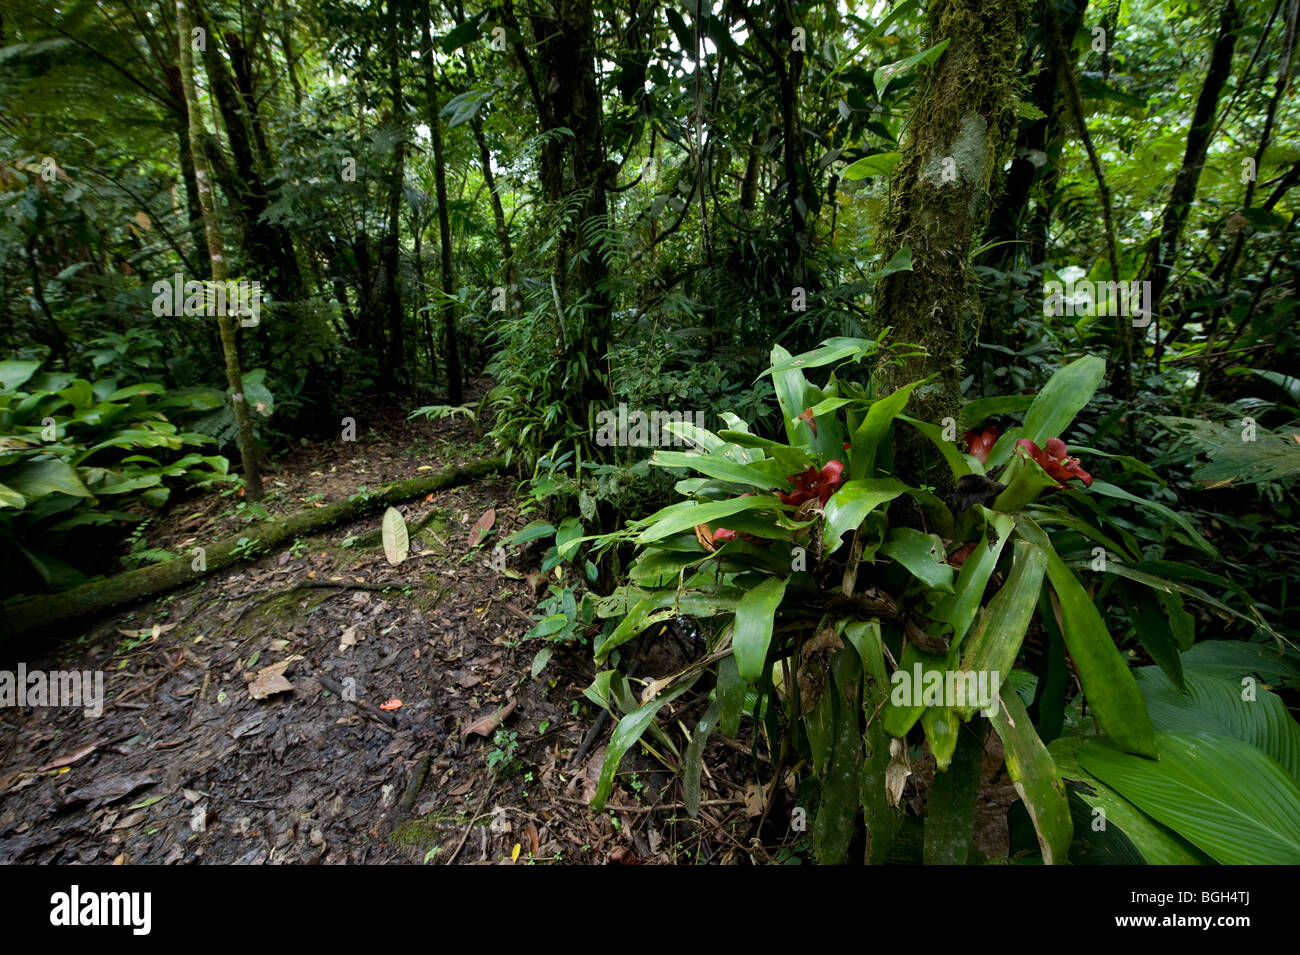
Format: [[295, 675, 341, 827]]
[[176, 0, 263, 500], [870, 0, 1032, 490]]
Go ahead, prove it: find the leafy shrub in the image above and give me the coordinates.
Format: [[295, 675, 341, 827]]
[[577, 338, 1297, 864], [0, 359, 229, 587]]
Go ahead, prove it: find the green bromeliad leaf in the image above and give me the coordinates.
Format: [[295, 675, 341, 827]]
[[990, 688, 1072, 863], [821, 478, 907, 552], [733, 576, 789, 682], [1017, 516, 1158, 757]]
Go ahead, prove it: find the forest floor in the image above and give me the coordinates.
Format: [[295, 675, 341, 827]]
[[0, 385, 1018, 864]]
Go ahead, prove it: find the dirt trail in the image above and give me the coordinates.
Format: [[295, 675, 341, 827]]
[[0, 403, 764, 864]]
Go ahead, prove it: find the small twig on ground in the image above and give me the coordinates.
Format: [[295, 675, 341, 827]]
[[444, 784, 495, 865], [314, 673, 399, 729]]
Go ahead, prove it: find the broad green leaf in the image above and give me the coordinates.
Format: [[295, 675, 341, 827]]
[[634, 495, 782, 544], [989, 688, 1072, 864], [1134, 667, 1300, 783], [959, 394, 1035, 432], [872, 247, 913, 279], [880, 527, 953, 593], [591, 676, 698, 811], [650, 449, 786, 489], [0, 482, 25, 508], [1049, 737, 1209, 865], [924, 722, 985, 863], [843, 152, 900, 179], [683, 700, 720, 816], [3, 457, 92, 499], [105, 382, 165, 401], [768, 344, 812, 451], [897, 414, 971, 479], [821, 478, 906, 552], [846, 620, 903, 863], [761, 338, 879, 378], [992, 453, 1063, 512], [595, 587, 744, 662], [503, 520, 556, 547], [1079, 732, 1300, 865], [0, 360, 43, 392], [874, 39, 950, 97], [814, 646, 863, 864], [921, 703, 961, 770], [381, 507, 408, 565], [1021, 355, 1105, 446], [716, 654, 746, 738], [882, 643, 947, 737], [850, 380, 926, 479], [660, 419, 725, 454], [1119, 581, 1183, 690], [928, 510, 1014, 650], [530, 646, 553, 678], [1017, 517, 1158, 757], [955, 540, 1047, 718], [717, 430, 814, 471], [1181, 640, 1300, 685], [733, 576, 788, 682]]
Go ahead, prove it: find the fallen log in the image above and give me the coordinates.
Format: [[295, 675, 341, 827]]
[[0, 456, 507, 645]]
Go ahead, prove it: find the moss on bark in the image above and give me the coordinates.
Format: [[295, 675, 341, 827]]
[[870, 0, 1032, 491]]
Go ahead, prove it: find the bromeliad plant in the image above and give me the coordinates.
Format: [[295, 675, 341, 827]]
[[577, 338, 1294, 864]]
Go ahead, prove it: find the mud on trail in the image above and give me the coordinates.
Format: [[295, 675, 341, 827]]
[[0, 401, 1016, 865], [0, 403, 749, 865]]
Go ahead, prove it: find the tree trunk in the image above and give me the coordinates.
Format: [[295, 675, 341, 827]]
[[532, 0, 613, 410], [381, 0, 407, 387], [176, 0, 263, 500], [423, 0, 463, 404], [1142, 1, 1239, 323], [870, 0, 1032, 491]]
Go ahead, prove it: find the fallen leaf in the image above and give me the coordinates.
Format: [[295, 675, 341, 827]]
[[511, 843, 521, 862], [463, 698, 517, 738], [248, 672, 293, 700], [609, 845, 640, 864], [248, 656, 301, 700], [525, 822, 540, 857], [468, 508, 496, 548], [382, 507, 409, 565], [378, 698, 403, 711], [36, 739, 101, 773], [448, 780, 474, 797], [59, 771, 157, 810], [338, 624, 362, 652]]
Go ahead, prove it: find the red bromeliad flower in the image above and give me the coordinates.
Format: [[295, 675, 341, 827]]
[[1015, 437, 1093, 489], [963, 425, 1000, 464], [777, 460, 844, 507]]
